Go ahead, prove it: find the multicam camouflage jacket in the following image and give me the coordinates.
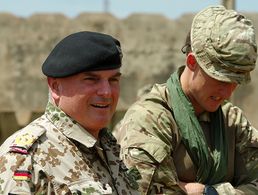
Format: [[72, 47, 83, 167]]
[[115, 83, 258, 195], [0, 102, 139, 195]]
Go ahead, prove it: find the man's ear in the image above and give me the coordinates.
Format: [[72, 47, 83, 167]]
[[47, 77, 61, 101], [186, 53, 197, 71]]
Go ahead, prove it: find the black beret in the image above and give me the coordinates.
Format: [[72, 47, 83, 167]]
[[42, 31, 122, 77]]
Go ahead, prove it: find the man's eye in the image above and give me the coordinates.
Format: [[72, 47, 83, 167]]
[[109, 77, 120, 83], [84, 77, 97, 81]]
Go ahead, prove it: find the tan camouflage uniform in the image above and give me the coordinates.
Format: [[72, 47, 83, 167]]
[[116, 81, 258, 195], [0, 102, 139, 194]]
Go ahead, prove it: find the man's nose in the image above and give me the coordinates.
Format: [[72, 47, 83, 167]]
[[97, 80, 112, 97]]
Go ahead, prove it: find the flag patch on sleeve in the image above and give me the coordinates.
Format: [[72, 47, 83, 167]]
[[13, 170, 32, 181]]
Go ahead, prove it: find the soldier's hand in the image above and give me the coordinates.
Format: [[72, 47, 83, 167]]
[[179, 181, 205, 195]]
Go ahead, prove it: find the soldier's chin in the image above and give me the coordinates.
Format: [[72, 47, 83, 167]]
[[206, 105, 220, 113]]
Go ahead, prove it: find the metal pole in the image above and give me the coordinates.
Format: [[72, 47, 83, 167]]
[[104, 0, 110, 13], [221, 0, 236, 10], [221, 0, 237, 103]]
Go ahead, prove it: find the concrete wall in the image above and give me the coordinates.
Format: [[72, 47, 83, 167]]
[[0, 12, 258, 144]]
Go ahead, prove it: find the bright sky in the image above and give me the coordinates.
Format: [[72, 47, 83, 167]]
[[0, 0, 257, 19]]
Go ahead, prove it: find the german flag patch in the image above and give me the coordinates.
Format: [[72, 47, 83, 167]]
[[13, 170, 32, 181], [10, 146, 29, 154]]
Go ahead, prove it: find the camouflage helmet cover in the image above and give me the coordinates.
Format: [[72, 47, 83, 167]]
[[191, 5, 257, 84]]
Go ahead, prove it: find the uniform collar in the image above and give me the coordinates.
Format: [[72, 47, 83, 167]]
[[45, 102, 97, 148], [198, 111, 211, 122]]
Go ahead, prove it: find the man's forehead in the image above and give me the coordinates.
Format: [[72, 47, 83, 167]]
[[81, 69, 122, 76]]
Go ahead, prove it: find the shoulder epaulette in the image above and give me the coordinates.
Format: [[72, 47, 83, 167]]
[[9, 125, 46, 154]]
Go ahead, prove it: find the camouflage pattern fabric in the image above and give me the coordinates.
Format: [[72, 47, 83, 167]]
[[191, 5, 257, 84], [0, 102, 139, 195], [115, 81, 258, 195]]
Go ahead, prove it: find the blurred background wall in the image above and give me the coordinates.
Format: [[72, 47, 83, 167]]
[[1, 0, 258, 144]]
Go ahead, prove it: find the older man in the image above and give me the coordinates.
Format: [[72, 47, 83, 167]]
[[115, 5, 258, 195], [0, 31, 139, 194]]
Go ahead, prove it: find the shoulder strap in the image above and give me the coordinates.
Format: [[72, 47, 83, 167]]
[[9, 122, 46, 154]]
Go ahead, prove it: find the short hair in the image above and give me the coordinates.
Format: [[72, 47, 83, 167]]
[[181, 31, 191, 55]]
